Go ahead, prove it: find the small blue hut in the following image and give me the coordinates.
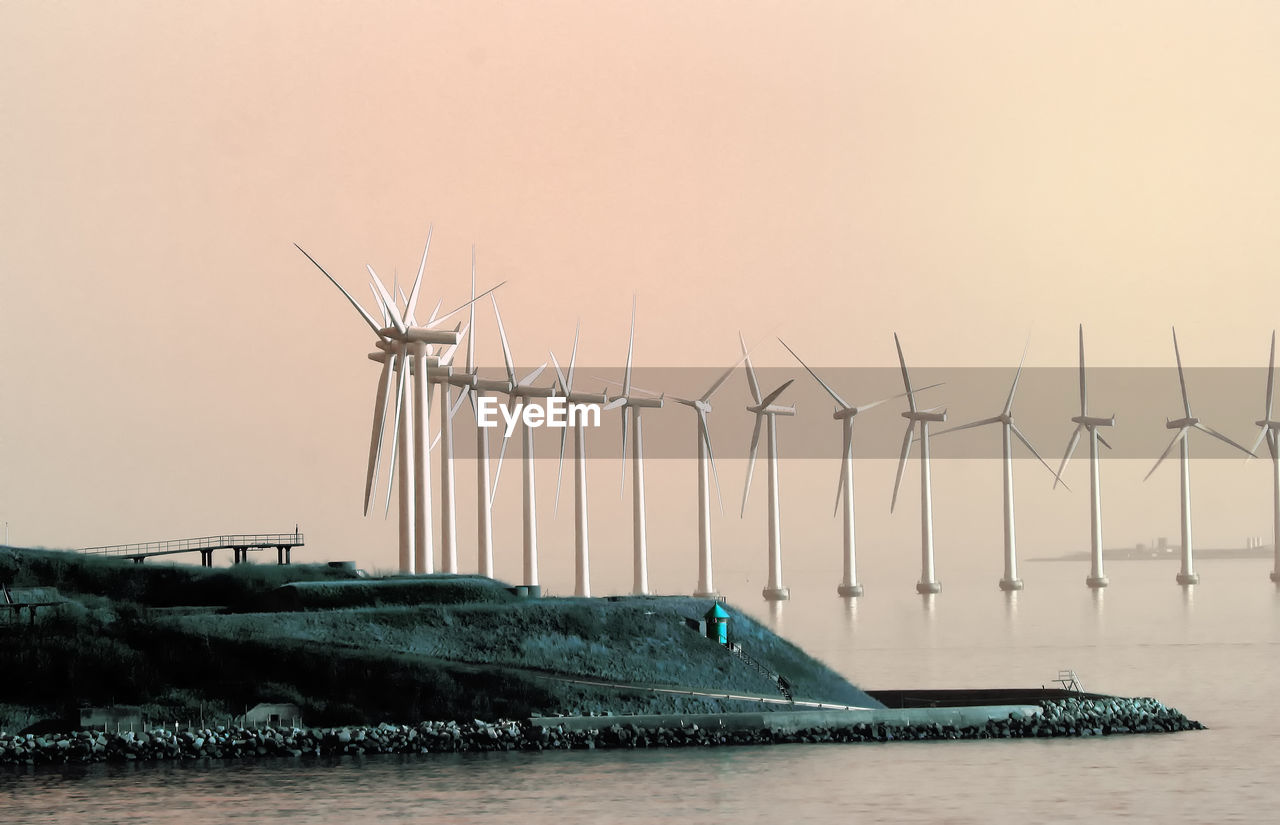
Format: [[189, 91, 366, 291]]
[[704, 603, 731, 645]]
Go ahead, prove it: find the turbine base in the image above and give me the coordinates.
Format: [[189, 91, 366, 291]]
[[837, 583, 864, 598], [693, 590, 719, 600], [915, 581, 941, 595], [1086, 575, 1109, 589], [998, 578, 1024, 592], [1176, 572, 1199, 586], [762, 587, 790, 602]]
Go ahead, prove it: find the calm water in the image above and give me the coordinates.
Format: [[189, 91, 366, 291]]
[[3, 557, 1278, 824]]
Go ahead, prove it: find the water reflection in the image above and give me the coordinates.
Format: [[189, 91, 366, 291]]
[[1003, 589, 1019, 619], [1181, 583, 1196, 610]]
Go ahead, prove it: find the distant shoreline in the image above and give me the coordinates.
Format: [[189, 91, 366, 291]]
[[1030, 546, 1274, 562]]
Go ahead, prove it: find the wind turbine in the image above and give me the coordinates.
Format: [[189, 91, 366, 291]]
[[612, 297, 664, 595], [669, 351, 750, 599], [1247, 332, 1280, 583], [931, 339, 1061, 591], [491, 296, 552, 591], [1144, 327, 1254, 586], [740, 333, 796, 602], [551, 324, 621, 598], [1054, 324, 1115, 590], [891, 333, 947, 595], [298, 237, 460, 574], [445, 249, 510, 579], [779, 339, 934, 597]]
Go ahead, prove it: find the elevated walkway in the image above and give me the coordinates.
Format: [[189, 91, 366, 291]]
[[78, 533, 304, 566]]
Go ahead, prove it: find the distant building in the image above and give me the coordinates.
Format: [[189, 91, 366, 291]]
[[79, 705, 146, 730], [244, 702, 301, 727]]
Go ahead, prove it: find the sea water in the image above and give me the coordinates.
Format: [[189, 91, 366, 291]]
[[2, 557, 1277, 824]]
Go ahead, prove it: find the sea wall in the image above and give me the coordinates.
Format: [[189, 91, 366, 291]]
[[0, 697, 1202, 766]]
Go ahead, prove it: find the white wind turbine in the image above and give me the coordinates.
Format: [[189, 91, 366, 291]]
[[1054, 324, 1116, 590], [491, 296, 552, 590], [298, 237, 460, 573], [931, 339, 1061, 592], [1144, 327, 1254, 586], [740, 333, 796, 602], [445, 249, 511, 579], [890, 333, 947, 595], [613, 298, 664, 595], [779, 339, 934, 597], [1246, 332, 1280, 584], [669, 351, 751, 599], [551, 324, 622, 597]]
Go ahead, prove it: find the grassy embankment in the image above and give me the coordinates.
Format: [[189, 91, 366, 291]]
[[0, 547, 879, 732]]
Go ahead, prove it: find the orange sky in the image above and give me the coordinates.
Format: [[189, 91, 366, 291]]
[[3, 2, 1280, 592]]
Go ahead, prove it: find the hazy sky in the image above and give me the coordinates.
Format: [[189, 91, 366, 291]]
[[4, 2, 1280, 593]]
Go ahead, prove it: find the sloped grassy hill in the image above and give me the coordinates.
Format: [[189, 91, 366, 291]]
[[0, 547, 879, 731]]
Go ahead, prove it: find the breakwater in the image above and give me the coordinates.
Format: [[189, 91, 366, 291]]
[[0, 697, 1201, 766]]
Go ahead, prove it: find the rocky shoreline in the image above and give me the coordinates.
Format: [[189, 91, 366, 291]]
[[0, 697, 1202, 767]]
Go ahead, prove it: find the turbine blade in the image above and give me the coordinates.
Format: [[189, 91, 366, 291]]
[[404, 226, 432, 326], [1249, 426, 1268, 458], [427, 298, 443, 326], [758, 379, 794, 409], [1267, 331, 1276, 421], [890, 422, 913, 513], [1144, 428, 1188, 482], [385, 349, 409, 516], [1003, 335, 1030, 417], [932, 415, 1002, 438], [1172, 327, 1193, 418], [295, 244, 383, 335], [368, 265, 406, 334], [364, 356, 394, 515], [619, 406, 630, 499], [893, 333, 915, 412], [519, 364, 547, 387], [1078, 324, 1087, 417], [492, 297, 517, 385], [554, 423, 567, 517], [698, 407, 725, 514], [834, 419, 852, 517], [370, 283, 389, 328], [623, 296, 636, 396], [449, 387, 468, 420], [701, 354, 746, 402], [1097, 434, 1113, 451], [430, 282, 506, 329], [779, 338, 850, 409], [550, 350, 568, 394], [741, 413, 764, 517], [602, 397, 627, 411], [567, 320, 580, 393], [490, 397, 516, 507], [466, 247, 477, 374], [1054, 425, 1083, 490], [740, 331, 761, 405], [1193, 422, 1255, 457], [1010, 423, 1064, 489], [1270, 429, 1278, 461]]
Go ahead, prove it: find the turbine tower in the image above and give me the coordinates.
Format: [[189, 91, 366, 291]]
[[740, 333, 796, 602], [428, 329, 469, 574], [491, 296, 552, 591], [891, 333, 947, 595], [299, 238, 460, 573], [932, 339, 1060, 592], [670, 352, 747, 599], [1054, 324, 1116, 590], [613, 298, 664, 595], [1247, 332, 1280, 584], [780, 339, 929, 597], [551, 323, 620, 597], [1144, 327, 1254, 586]]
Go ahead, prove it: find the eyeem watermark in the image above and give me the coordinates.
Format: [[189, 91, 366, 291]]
[[476, 396, 602, 438]]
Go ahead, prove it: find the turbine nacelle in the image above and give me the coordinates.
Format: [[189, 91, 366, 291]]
[[1166, 416, 1200, 430], [380, 327, 461, 345], [625, 395, 665, 409], [1255, 419, 1280, 429], [750, 404, 797, 417], [561, 391, 611, 405], [902, 410, 947, 423], [1071, 414, 1116, 428]]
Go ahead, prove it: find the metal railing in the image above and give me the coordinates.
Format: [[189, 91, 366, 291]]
[[79, 533, 305, 558]]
